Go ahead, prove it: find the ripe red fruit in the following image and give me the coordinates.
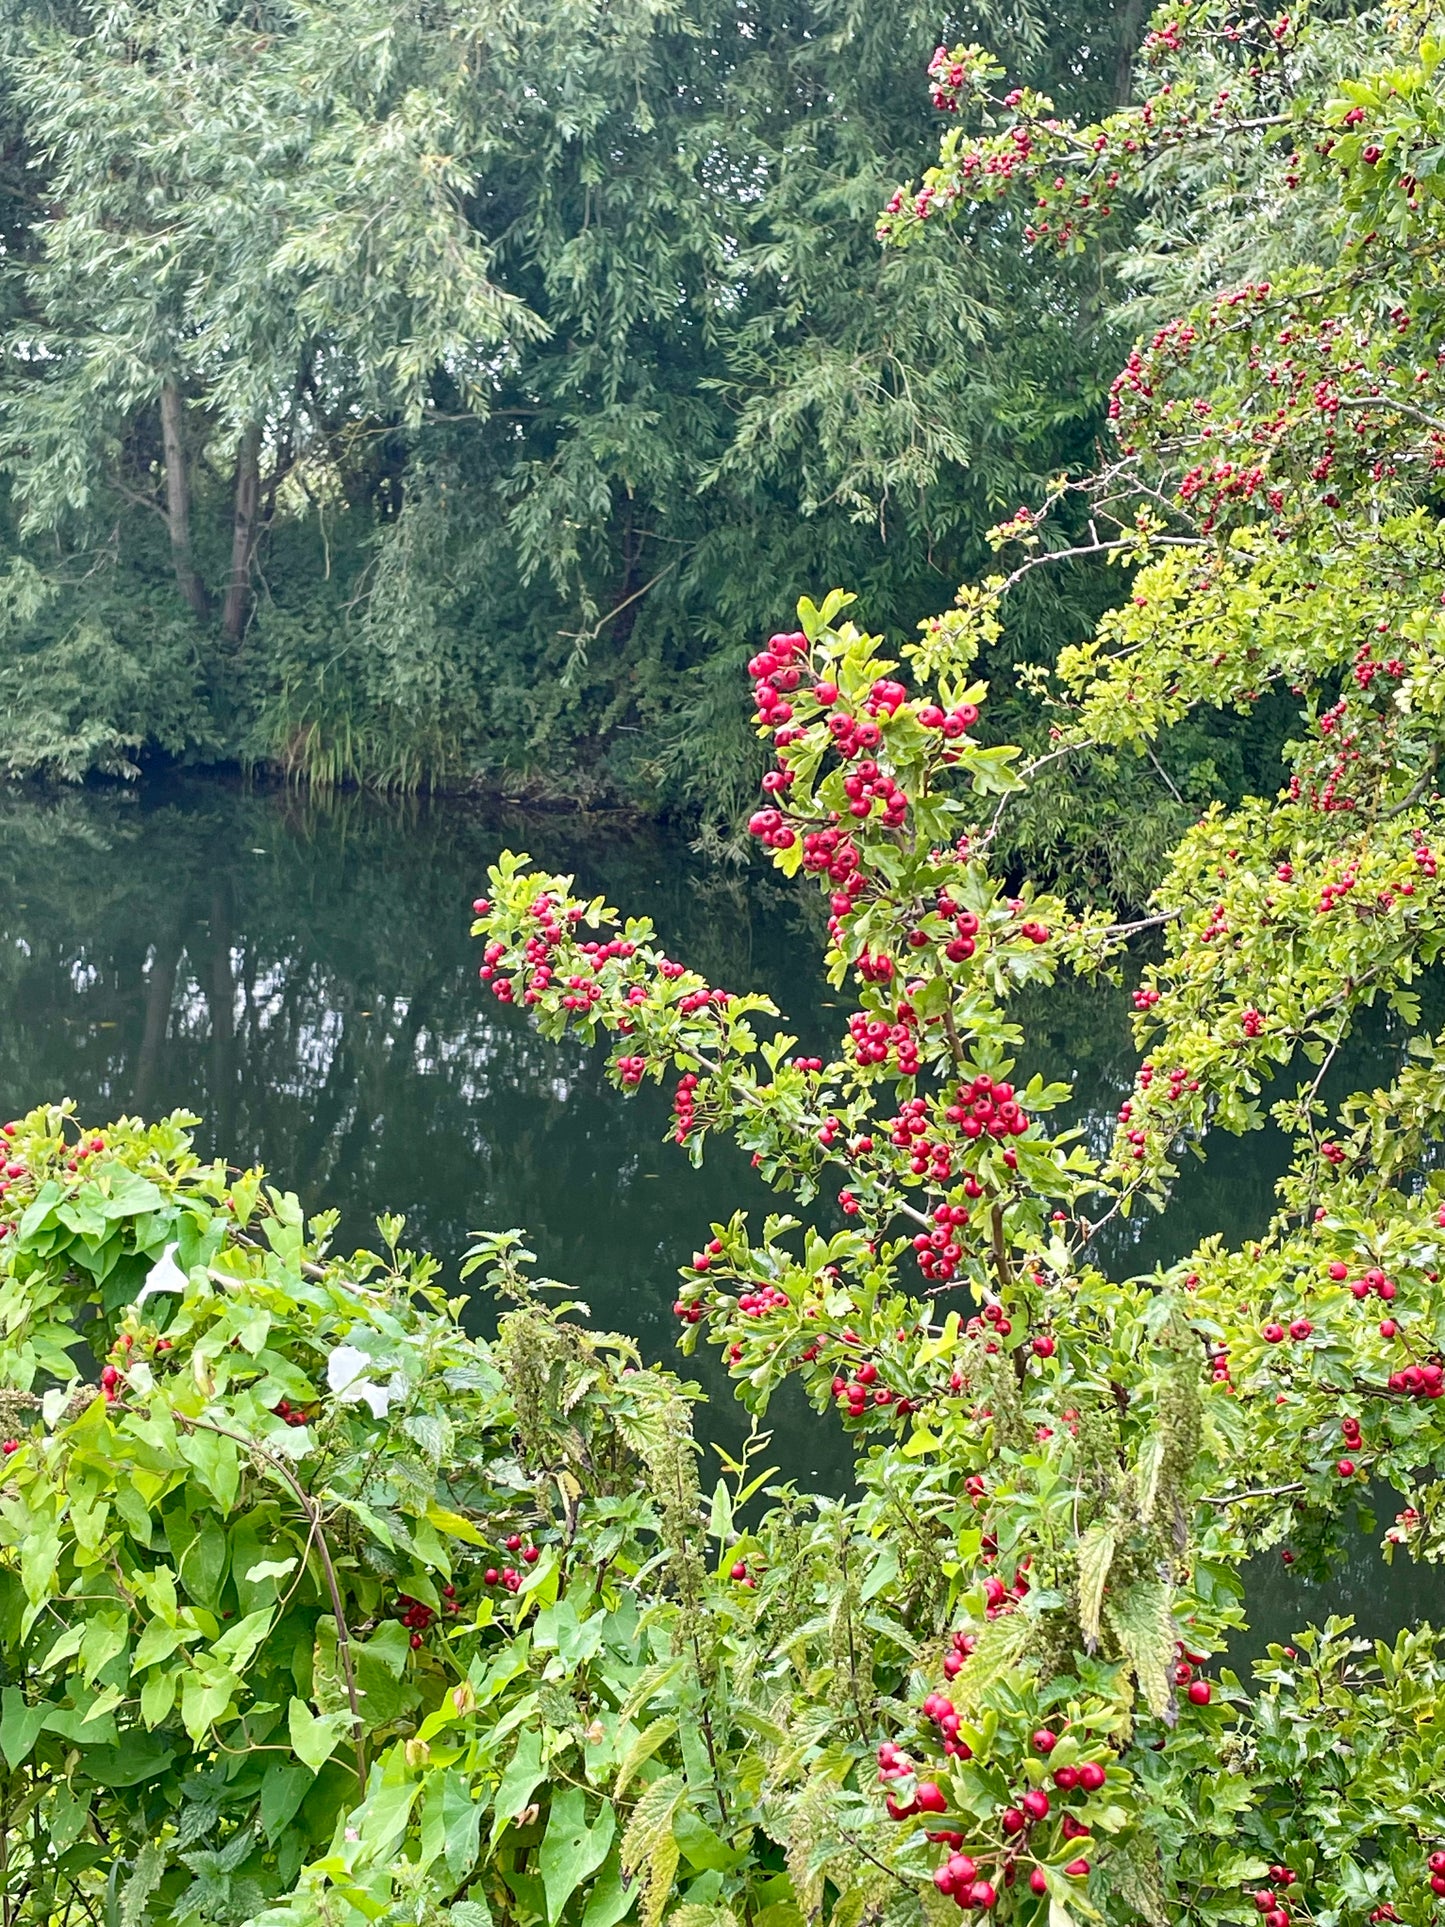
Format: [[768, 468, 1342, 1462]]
[[522, 1545, 540, 1564], [1328, 1262, 1349, 1280], [1001, 1807, 1026, 1835], [1262, 1323, 1285, 1343], [915, 1782, 948, 1815], [948, 1854, 978, 1885], [1077, 1762, 1106, 1793], [1022, 1789, 1050, 1821], [1052, 1765, 1078, 1791], [1031, 1728, 1056, 1753], [1429, 1852, 1445, 1874], [1432, 1876, 1445, 1899], [814, 681, 839, 706], [1379, 1319, 1397, 1338], [1064, 1860, 1090, 1878], [1337, 1459, 1356, 1477], [409, 1632, 424, 1649], [729, 1560, 748, 1581], [1031, 1334, 1056, 1358], [968, 1881, 997, 1910], [1288, 1319, 1312, 1340], [1267, 1911, 1291, 1927], [505, 1533, 522, 1551], [1187, 1679, 1212, 1705], [1030, 1870, 1048, 1896], [484, 1567, 499, 1585], [1253, 1893, 1277, 1913]]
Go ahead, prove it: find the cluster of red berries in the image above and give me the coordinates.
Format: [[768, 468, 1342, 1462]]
[[395, 1587, 458, 1647], [672, 1296, 703, 1324], [793, 826, 861, 883], [617, 1055, 646, 1084], [965, 1304, 1015, 1354], [482, 1535, 540, 1596], [672, 1073, 700, 1143], [947, 1075, 1028, 1140], [841, 761, 908, 827], [736, 1284, 789, 1317], [748, 807, 795, 851], [1427, 1848, 1445, 1896], [825, 710, 885, 759], [931, 1627, 977, 1680], [1316, 867, 1359, 914], [914, 1202, 970, 1283], [915, 701, 980, 738], [1173, 1643, 1214, 1704], [1386, 1360, 1444, 1397], [921, 1690, 974, 1759], [847, 1009, 920, 1075], [830, 1359, 911, 1418], [749, 632, 808, 728], [981, 1568, 1030, 1618], [99, 1339, 133, 1403], [272, 1399, 314, 1428], [1261, 1317, 1313, 1344], [1251, 1864, 1300, 1927]]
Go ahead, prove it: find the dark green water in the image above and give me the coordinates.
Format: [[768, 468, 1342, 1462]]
[[0, 775, 1440, 1646]]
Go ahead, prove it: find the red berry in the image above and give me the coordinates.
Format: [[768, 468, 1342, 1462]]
[[1030, 1870, 1048, 1895], [1187, 1679, 1212, 1706], [915, 1782, 948, 1815], [1031, 1728, 1056, 1753], [1337, 1459, 1356, 1477], [409, 1632, 424, 1649], [1077, 1762, 1106, 1793], [1064, 1860, 1090, 1879], [729, 1560, 748, 1581]]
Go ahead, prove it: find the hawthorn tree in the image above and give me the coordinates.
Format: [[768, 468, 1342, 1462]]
[[4, 10, 1445, 1927]]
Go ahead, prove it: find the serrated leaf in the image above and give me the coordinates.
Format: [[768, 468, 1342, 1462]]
[[1076, 1525, 1116, 1648]]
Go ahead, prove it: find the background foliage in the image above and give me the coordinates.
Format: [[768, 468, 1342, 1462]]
[[0, 0, 1227, 900]]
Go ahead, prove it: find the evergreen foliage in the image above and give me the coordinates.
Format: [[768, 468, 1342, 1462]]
[[0, 0, 1146, 877]]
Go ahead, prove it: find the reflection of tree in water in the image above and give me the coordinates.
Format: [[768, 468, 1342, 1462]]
[[3, 776, 1441, 1513]]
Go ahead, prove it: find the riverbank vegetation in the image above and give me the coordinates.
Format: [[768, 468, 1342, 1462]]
[[4, 3, 1445, 1920], [0, 0, 1284, 904]]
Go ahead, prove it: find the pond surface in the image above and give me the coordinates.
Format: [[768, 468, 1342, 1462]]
[[1, 774, 1440, 1649]]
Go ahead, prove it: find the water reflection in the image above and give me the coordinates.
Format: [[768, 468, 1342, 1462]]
[[0, 776, 1440, 1634]]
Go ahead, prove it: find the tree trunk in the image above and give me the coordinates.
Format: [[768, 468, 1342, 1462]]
[[159, 382, 210, 620], [222, 423, 262, 644], [1110, 0, 1152, 103]]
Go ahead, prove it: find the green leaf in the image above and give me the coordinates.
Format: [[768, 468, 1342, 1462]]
[[443, 1769, 484, 1884], [1076, 1525, 1116, 1648], [541, 1788, 615, 1925], [580, 1849, 635, 1927], [614, 1718, 677, 1801], [288, 1697, 349, 1773], [490, 1728, 545, 1844], [260, 1762, 313, 1842], [0, 1688, 48, 1768]]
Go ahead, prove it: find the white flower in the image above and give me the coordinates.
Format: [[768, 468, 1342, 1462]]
[[326, 1344, 391, 1419], [135, 1242, 188, 1309]]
